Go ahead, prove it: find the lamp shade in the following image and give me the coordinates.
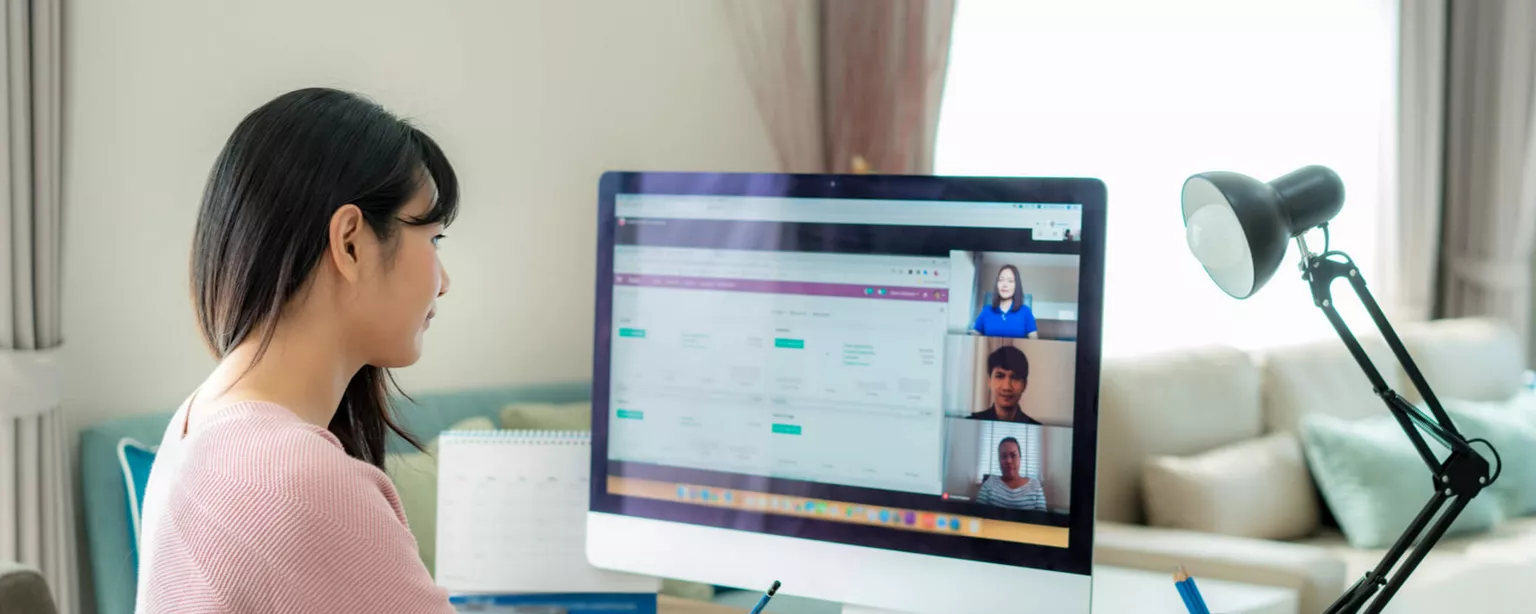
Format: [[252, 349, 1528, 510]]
[[1181, 165, 1345, 298]]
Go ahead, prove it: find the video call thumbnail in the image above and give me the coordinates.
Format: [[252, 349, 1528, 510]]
[[948, 250, 1080, 341], [943, 335, 1076, 427], [943, 418, 1073, 515]]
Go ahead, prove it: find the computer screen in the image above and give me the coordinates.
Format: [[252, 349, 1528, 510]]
[[590, 173, 1102, 591]]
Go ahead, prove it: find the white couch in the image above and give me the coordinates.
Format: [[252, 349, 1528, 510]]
[[1092, 317, 1536, 614]]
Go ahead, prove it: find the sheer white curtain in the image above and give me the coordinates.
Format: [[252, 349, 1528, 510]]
[[937, 0, 1398, 356]]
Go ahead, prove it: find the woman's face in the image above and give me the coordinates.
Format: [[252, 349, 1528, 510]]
[[998, 440, 1021, 479], [996, 268, 1016, 300], [345, 179, 451, 368]]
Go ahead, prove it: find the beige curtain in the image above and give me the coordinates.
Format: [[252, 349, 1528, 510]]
[[1436, 0, 1536, 343], [0, 0, 70, 612], [723, 0, 956, 175], [1387, 0, 1446, 321]]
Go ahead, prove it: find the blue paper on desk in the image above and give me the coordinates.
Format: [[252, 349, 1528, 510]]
[[450, 592, 657, 614]]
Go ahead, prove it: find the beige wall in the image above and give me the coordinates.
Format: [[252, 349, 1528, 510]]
[[62, 0, 778, 431], [1041, 425, 1072, 513]]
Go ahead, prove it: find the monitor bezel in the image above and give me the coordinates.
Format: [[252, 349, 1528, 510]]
[[590, 171, 1106, 576]]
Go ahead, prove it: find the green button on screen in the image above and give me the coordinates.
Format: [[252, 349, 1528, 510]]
[[772, 424, 802, 435], [616, 409, 644, 420], [618, 328, 646, 338], [774, 338, 804, 349]]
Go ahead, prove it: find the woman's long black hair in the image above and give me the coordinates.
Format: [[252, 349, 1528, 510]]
[[191, 87, 459, 468], [991, 264, 1022, 312]]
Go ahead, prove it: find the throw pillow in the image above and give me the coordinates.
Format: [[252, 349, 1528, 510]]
[[425, 415, 497, 456], [499, 401, 592, 431], [1141, 433, 1320, 540], [1300, 413, 1503, 549], [387, 415, 496, 576], [117, 438, 158, 574], [386, 451, 440, 574], [1438, 391, 1536, 516]]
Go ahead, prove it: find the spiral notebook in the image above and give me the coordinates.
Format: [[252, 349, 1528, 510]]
[[433, 430, 659, 595]]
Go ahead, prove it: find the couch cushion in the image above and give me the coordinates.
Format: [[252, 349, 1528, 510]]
[[1300, 413, 1503, 549], [1438, 391, 1536, 516], [1142, 433, 1319, 540], [1462, 515, 1536, 562], [1396, 317, 1525, 405], [499, 401, 592, 431], [81, 412, 175, 614], [1097, 346, 1263, 524], [116, 438, 158, 579], [390, 382, 593, 452], [1260, 334, 1401, 433], [1300, 517, 1536, 614]]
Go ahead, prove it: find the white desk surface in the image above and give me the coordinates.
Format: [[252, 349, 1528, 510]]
[[671, 565, 1298, 614], [1092, 565, 1298, 614]]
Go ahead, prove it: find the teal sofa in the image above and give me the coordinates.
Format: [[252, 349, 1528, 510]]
[[78, 383, 591, 614]]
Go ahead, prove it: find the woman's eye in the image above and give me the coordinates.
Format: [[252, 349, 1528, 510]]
[[432, 234, 446, 247]]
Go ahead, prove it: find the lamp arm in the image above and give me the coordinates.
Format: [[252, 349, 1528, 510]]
[[1297, 242, 1494, 614]]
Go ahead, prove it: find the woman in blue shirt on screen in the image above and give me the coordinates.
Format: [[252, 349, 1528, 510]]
[[972, 264, 1038, 338]]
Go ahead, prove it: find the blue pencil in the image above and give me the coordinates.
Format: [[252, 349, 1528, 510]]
[[1174, 575, 1198, 613], [1174, 566, 1211, 614], [1185, 574, 1211, 614], [748, 580, 780, 614]]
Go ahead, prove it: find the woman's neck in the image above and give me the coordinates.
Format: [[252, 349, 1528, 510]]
[[1002, 475, 1028, 488], [198, 309, 358, 429], [998, 298, 1013, 312]]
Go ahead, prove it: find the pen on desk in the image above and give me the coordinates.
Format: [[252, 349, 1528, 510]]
[[1174, 566, 1211, 614], [748, 580, 780, 614]]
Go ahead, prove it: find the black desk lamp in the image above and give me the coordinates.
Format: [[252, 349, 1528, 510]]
[[1180, 165, 1501, 614]]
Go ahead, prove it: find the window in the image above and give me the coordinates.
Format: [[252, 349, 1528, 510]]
[[974, 421, 1043, 482], [936, 0, 1397, 356]]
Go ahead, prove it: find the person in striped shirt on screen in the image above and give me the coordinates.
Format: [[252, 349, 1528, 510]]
[[975, 437, 1047, 511]]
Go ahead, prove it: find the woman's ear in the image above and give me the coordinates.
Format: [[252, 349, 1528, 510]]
[[328, 204, 365, 282]]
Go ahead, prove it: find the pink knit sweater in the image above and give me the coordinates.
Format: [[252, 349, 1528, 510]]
[[134, 400, 454, 613]]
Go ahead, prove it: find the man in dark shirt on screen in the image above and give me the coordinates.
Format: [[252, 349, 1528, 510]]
[[969, 345, 1041, 424]]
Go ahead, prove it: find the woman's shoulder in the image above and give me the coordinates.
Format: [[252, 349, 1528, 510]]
[[180, 402, 392, 500]]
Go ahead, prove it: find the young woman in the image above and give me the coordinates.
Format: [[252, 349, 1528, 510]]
[[135, 88, 459, 613], [971, 264, 1039, 338]]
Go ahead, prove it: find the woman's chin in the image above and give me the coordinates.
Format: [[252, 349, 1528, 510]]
[[371, 343, 425, 369]]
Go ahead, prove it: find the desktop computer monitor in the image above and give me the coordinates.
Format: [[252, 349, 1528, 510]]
[[587, 172, 1105, 614]]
